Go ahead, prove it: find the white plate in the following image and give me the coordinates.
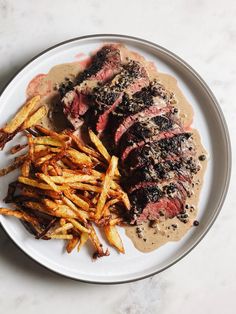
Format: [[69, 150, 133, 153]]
[[0, 35, 231, 284]]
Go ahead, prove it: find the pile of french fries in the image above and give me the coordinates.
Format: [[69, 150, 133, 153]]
[[0, 96, 130, 257]]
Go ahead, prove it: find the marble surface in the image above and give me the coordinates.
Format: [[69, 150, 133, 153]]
[[0, 0, 235, 313]]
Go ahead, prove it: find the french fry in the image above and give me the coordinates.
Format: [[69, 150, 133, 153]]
[[89, 224, 109, 258], [3, 95, 40, 133], [62, 196, 89, 222], [32, 136, 64, 147], [49, 174, 97, 184], [88, 129, 110, 162], [35, 125, 70, 141], [102, 199, 119, 217], [77, 232, 89, 252], [9, 143, 28, 154], [67, 131, 101, 158], [40, 199, 78, 218], [34, 153, 55, 166], [22, 105, 48, 129], [104, 225, 125, 253], [53, 223, 73, 234], [63, 190, 89, 211], [21, 159, 31, 177], [95, 156, 118, 220], [36, 173, 62, 194], [67, 149, 92, 165], [66, 236, 80, 253], [0, 155, 26, 177], [89, 129, 120, 177], [0, 207, 39, 226], [68, 218, 90, 233], [49, 234, 73, 240]]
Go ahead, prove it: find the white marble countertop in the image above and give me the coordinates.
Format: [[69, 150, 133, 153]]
[[0, 0, 235, 313]]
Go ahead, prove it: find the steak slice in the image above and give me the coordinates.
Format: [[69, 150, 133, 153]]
[[109, 80, 176, 145], [119, 112, 181, 162], [89, 60, 149, 133], [122, 155, 198, 193], [123, 132, 194, 171], [128, 182, 186, 224], [62, 45, 122, 128]]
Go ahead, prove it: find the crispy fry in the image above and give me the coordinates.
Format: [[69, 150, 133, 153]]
[[34, 153, 55, 166], [9, 143, 28, 154], [49, 234, 73, 240], [3, 95, 40, 133], [22, 105, 48, 129], [88, 129, 110, 162], [89, 224, 109, 258], [68, 218, 90, 233], [53, 223, 73, 234], [67, 131, 101, 158], [66, 236, 80, 253], [67, 149, 92, 165], [49, 174, 97, 184], [32, 136, 64, 147], [0, 207, 39, 225], [63, 190, 89, 211], [35, 125, 70, 141], [62, 196, 89, 222], [95, 156, 118, 220], [77, 232, 89, 252], [0, 155, 26, 177], [21, 159, 31, 177], [102, 199, 119, 217], [36, 173, 62, 194], [109, 218, 123, 226], [104, 225, 125, 253]]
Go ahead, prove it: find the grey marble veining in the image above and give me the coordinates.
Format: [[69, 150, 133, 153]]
[[0, 0, 235, 313]]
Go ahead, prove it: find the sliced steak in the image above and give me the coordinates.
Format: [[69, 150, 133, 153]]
[[123, 132, 194, 171], [119, 112, 181, 162], [109, 80, 176, 145], [89, 60, 149, 133], [122, 155, 198, 192], [62, 45, 123, 128], [128, 182, 186, 224]]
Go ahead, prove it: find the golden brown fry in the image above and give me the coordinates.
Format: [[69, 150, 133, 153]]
[[67, 131, 101, 158], [29, 199, 77, 218], [95, 156, 118, 220], [22, 105, 48, 129], [77, 232, 89, 252], [36, 173, 62, 194], [66, 149, 92, 165], [63, 190, 89, 211], [102, 199, 119, 217], [88, 129, 110, 162], [34, 153, 55, 166], [68, 218, 90, 233], [0, 155, 27, 177], [89, 224, 109, 258], [0, 207, 39, 225], [66, 236, 80, 253], [109, 218, 123, 226], [35, 125, 70, 141], [53, 223, 73, 234], [3, 95, 40, 133], [32, 136, 64, 147], [21, 159, 31, 177], [9, 143, 28, 154], [49, 174, 98, 184], [49, 234, 73, 240], [104, 225, 125, 253], [62, 196, 88, 222]]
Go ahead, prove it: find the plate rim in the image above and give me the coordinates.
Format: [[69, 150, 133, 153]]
[[0, 33, 232, 284]]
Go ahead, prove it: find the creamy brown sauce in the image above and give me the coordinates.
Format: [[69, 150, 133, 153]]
[[26, 46, 207, 253]]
